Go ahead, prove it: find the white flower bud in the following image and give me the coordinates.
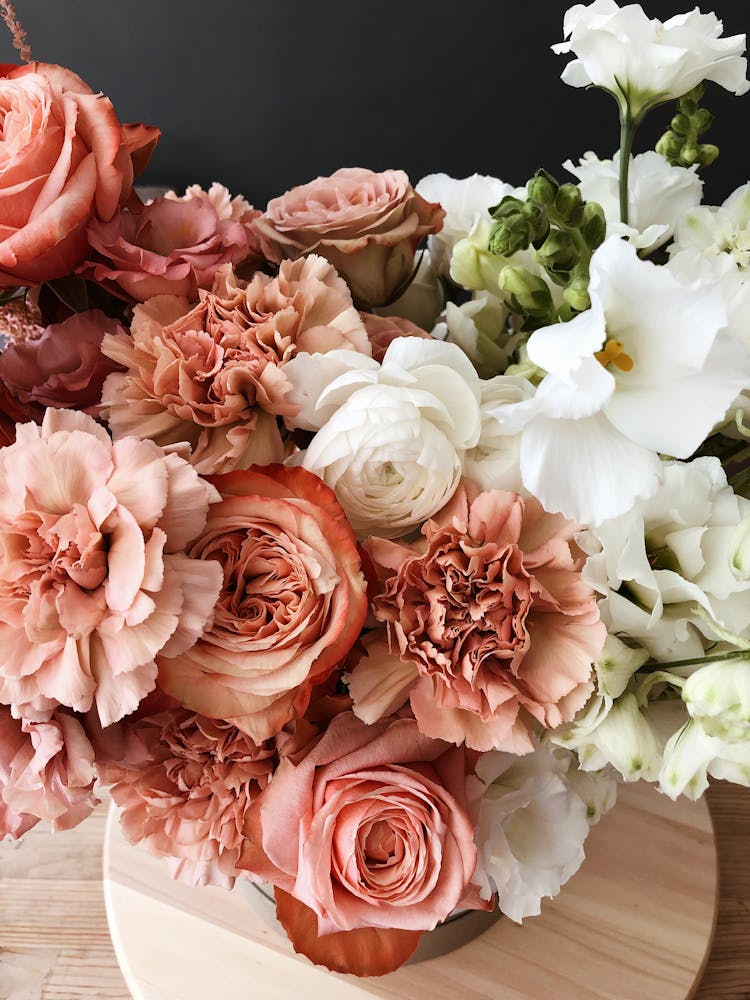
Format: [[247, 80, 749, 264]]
[[683, 658, 750, 742]]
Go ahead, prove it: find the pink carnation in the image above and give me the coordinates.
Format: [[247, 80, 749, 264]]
[[0, 309, 123, 417], [0, 409, 223, 727], [359, 312, 431, 363], [106, 709, 276, 888], [353, 485, 605, 752], [82, 184, 259, 302], [0, 704, 98, 837]]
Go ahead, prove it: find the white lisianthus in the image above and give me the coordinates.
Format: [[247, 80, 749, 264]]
[[660, 717, 750, 800], [282, 338, 481, 538], [579, 458, 750, 661], [682, 658, 750, 742], [416, 173, 515, 278], [462, 374, 534, 493], [729, 515, 750, 579], [500, 237, 750, 525], [564, 150, 702, 252], [473, 743, 605, 922], [554, 1, 749, 115], [669, 184, 750, 347]]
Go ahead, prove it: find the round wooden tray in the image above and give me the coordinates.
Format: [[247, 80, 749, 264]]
[[103, 781, 718, 1000]]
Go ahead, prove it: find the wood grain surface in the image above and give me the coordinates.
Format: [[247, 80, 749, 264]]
[[0, 782, 747, 1000]]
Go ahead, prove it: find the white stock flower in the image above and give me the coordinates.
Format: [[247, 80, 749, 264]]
[[450, 217, 509, 295], [683, 658, 750, 742], [501, 237, 749, 525], [669, 183, 750, 347], [660, 717, 750, 800], [282, 338, 481, 538], [579, 457, 750, 661], [432, 292, 512, 378], [417, 173, 517, 277], [554, 1, 749, 114], [565, 150, 702, 252], [473, 743, 595, 922]]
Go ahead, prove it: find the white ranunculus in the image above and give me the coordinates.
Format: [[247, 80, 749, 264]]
[[501, 237, 750, 525], [553, 1, 749, 114], [564, 150, 702, 252], [462, 374, 533, 493], [282, 338, 482, 538], [473, 743, 594, 922], [669, 184, 750, 347], [659, 717, 750, 800], [683, 658, 750, 742], [416, 173, 515, 278], [579, 457, 750, 661]]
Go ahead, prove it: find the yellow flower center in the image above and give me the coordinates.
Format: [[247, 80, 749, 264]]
[[595, 338, 634, 372]]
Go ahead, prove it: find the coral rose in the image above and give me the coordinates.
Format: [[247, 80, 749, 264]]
[[157, 465, 368, 742], [105, 709, 275, 888], [238, 711, 485, 976], [0, 62, 157, 287], [0, 409, 223, 727], [353, 485, 605, 752], [359, 312, 431, 362], [0, 309, 123, 417], [82, 184, 258, 302], [254, 168, 445, 307], [0, 704, 98, 837]]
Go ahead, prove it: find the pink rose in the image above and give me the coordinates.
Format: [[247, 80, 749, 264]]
[[0, 409, 223, 727], [254, 168, 445, 307], [0, 62, 158, 287], [0, 309, 123, 417], [0, 704, 98, 837], [359, 311, 432, 362], [239, 711, 484, 976], [353, 485, 605, 752], [157, 465, 368, 742], [82, 184, 259, 302], [100, 291, 288, 475], [105, 709, 276, 888]]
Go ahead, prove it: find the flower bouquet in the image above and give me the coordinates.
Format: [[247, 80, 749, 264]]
[[2, 0, 750, 979]]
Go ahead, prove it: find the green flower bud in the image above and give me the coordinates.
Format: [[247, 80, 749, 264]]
[[681, 143, 699, 164], [699, 143, 719, 166], [563, 272, 590, 312], [499, 265, 554, 318], [527, 170, 558, 207], [581, 201, 607, 250], [536, 230, 578, 285], [694, 108, 714, 132], [683, 659, 750, 742], [670, 112, 691, 136], [554, 183, 584, 226], [488, 218, 531, 257], [490, 196, 524, 221]]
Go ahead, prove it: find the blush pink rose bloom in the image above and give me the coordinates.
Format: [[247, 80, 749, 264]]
[[359, 312, 431, 363], [0, 62, 158, 287], [0, 408, 223, 727], [353, 485, 606, 753], [104, 709, 275, 888], [82, 183, 260, 302], [0, 309, 123, 417], [0, 704, 98, 838], [254, 168, 445, 307], [157, 465, 368, 743], [239, 711, 485, 976]]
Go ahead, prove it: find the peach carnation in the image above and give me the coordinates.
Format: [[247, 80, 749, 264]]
[[0, 704, 98, 837], [82, 184, 258, 302], [106, 709, 275, 888], [157, 464, 368, 742], [254, 168, 445, 307], [0, 409, 223, 727], [353, 485, 606, 752], [359, 312, 431, 362], [239, 711, 484, 976]]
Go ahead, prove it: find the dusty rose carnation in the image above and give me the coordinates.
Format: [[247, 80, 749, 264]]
[[239, 711, 485, 976], [0, 298, 43, 347], [157, 465, 368, 743], [0, 62, 157, 287], [359, 312, 431, 362], [0, 309, 123, 417], [254, 168, 445, 307], [0, 409, 223, 726], [100, 293, 288, 475], [354, 485, 606, 752], [0, 704, 98, 837], [106, 709, 275, 888], [82, 184, 258, 302]]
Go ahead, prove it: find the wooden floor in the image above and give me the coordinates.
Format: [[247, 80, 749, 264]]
[[0, 782, 748, 1000]]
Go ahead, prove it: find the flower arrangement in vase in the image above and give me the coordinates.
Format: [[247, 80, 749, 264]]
[[1, 0, 750, 979]]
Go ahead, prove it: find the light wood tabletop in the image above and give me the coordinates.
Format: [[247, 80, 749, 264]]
[[0, 782, 748, 1000]]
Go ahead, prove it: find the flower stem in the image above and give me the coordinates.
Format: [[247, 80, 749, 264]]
[[644, 648, 750, 672], [618, 109, 637, 226]]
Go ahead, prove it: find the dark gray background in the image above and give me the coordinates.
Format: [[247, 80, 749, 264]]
[[2, 0, 748, 207]]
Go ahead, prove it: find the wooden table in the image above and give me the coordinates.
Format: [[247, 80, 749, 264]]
[[1, 782, 748, 1000]]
